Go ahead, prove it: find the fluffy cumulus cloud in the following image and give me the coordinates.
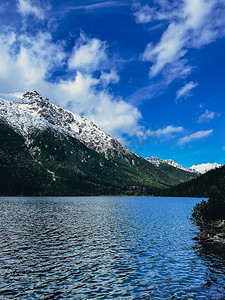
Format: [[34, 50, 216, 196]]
[[197, 109, 219, 123], [0, 12, 141, 139], [68, 34, 108, 72], [176, 81, 198, 101], [135, 0, 225, 79], [178, 129, 213, 145], [0, 30, 66, 89]]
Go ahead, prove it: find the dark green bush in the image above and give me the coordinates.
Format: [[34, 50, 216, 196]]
[[191, 185, 225, 227]]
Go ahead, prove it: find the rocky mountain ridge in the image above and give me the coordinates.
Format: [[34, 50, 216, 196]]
[[146, 156, 222, 175], [0, 91, 133, 160], [146, 156, 196, 173]]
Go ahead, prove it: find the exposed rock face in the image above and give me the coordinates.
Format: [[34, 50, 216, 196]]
[[195, 220, 225, 251]]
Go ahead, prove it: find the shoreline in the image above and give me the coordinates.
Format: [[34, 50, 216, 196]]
[[195, 219, 225, 252], [0, 195, 204, 200]]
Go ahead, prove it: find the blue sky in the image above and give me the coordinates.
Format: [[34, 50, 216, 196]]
[[0, 0, 225, 167]]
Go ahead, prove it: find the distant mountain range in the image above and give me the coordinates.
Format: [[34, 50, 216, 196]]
[[0, 91, 198, 196], [189, 163, 221, 174], [146, 156, 195, 173], [146, 156, 221, 174]]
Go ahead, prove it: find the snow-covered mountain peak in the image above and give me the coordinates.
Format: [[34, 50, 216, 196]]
[[146, 156, 196, 173], [146, 156, 222, 175], [0, 91, 133, 158], [21, 91, 49, 104], [189, 163, 222, 174]]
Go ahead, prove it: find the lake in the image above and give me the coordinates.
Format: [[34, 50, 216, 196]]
[[0, 196, 225, 299]]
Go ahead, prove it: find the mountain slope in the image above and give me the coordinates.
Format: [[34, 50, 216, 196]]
[[0, 91, 197, 196], [0, 120, 53, 195], [0, 121, 173, 195]]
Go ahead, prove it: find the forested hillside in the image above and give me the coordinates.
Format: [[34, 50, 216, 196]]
[[167, 165, 225, 198]]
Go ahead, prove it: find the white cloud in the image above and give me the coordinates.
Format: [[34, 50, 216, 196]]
[[55, 72, 141, 137], [17, 0, 44, 20], [100, 70, 119, 86], [68, 34, 107, 72], [0, 30, 66, 88], [176, 81, 198, 100], [197, 109, 219, 123], [133, 4, 153, 24], [163, 59, 193, 84], [88, 93, 141, 137], [67, 1, 129, 11], [0, 31, 59, 87], [147, 125, 184, 141], [138, 0, 225, 79], [155, 125, 184, 136], [178, 129, 213, 145], [0, 28, 142, 140], [133, 1, 177, 24], [115, 124, 184, 149]]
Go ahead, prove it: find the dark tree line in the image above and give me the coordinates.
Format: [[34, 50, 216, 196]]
[[166, 165, 225, 198]]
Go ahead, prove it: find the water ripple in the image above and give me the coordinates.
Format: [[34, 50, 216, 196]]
[[0, 196, 225, 299]]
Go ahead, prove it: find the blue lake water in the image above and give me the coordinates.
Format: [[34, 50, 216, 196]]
[[0, 196, 225, 299]]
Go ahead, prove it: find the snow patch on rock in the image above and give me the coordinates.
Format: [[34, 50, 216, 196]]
[[146, 156, 196, 173], [0, 91, 135, 159], [189, 163, 221, 174]]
